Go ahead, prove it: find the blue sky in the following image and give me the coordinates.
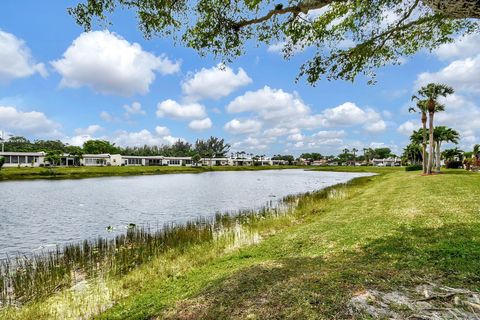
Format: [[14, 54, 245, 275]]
[[0, 1, 478, 156]]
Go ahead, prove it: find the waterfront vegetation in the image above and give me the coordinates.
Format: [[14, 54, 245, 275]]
[[0, 165, 301, 181], [1, 167, 479, 319], [0, 204, 291, 307]]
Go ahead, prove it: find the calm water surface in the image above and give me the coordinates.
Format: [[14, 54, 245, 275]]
[[0, 169, 371, 258]]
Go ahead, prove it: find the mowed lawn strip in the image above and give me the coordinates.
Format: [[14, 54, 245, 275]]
[[96, 169, 480, 319], [0, 165, 305, 181]]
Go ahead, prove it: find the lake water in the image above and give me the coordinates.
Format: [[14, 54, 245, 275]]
[[0, 169, 371, 259]]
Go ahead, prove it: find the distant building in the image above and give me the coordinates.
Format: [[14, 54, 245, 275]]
[[0, 151, 45, 167], [0, 152, 292, 168], [311, 159, 328, 166], [83, 154, 117, 166], [272, 159, 288, 165], [201, 157, 230, 166], [372, 157, 402, 167]]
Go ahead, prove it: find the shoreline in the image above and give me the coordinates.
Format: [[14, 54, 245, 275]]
[[0, 165, 402, 182], [0, 171, 372, 261], [0, 172, 372, 314], [2, 168, 477, 319], [0, 165, 306, 182]]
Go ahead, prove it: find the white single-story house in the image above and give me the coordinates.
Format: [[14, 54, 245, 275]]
[[120, 156, 193, 166], [0, 151, 46, 167], [0, 152, 294, 168], [231, 158, 254, 166], [252, 158, 274, 166], [164, 157, 192, 166], [82, 154, 120, 166], [272, 159, 289, 165], [201, 157, 230, 166], [372, 157, 402, 167]]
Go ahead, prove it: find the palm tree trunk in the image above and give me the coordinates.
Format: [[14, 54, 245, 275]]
[[427, 112, 434, 174], [435, 141, 442, 173], [421, 114, 427, 174]]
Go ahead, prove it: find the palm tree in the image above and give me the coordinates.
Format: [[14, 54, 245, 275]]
[[442, 147, 463, 162], [403, 143, 422, 165], [474, 144, 480, 160], [412, 83, 454, 174], [433, 126, 459, 172], [342, 148, 349, 166], [363, 148, 368, 165], [409, 100, 429, 174], [352, 148, 358, 166]]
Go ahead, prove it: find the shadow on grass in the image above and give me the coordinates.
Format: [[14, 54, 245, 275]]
[[160, 223, 480, 319], [440, 169, 474, 175]]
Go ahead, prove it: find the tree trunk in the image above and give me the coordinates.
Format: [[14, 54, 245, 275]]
[[427, 112, 434, 174], [422, 0, 480, 19], [435, 141, 442, 173], [421, 113, 427, 174]]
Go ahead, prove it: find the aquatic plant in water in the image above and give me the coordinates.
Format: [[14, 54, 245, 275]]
[[0, 196, 296, 306]]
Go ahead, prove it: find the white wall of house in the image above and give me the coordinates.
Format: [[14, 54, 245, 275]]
[[121, 156, 147, 166], [81, 154, 111, 166], [164, 157, 192, 166], [0, 152, 45, 167], [1, 152, 296, 168], [372, 157, 402, 166], [109, 154, 123, 166], [201, 158, 230, 166]]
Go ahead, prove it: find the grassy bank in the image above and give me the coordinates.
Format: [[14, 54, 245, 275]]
[[0, 166, 306, 181], [0, 164, 402, 181], [0, 165, 302, 181], [2, 168, 479, 319]]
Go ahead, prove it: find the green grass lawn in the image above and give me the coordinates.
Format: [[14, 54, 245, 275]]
[[0, 164, 403, 181], [2, 168, 479, 319], [0, 165, 303, 181]]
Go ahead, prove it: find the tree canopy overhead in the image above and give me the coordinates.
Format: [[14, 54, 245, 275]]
[[69, 0, 479, 84]]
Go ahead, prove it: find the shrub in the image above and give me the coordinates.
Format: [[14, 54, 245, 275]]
[[445, 160, 463, 169], [0, 156, 4, 171], [405, 164, 422, 171]]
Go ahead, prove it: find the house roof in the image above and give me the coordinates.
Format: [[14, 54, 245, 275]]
[[0, 151, 45, 156]]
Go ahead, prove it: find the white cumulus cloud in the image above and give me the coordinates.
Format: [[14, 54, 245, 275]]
[[113, 129, 183, 147], [416, 55, 480, 94], [0, 30, 47, 83], [155, 126, 170, 136], [435, 34, 480, 61], [224, 119, 262, 134], [182, 64, 252, 101], [123, 101, 146, 118], [0, 106, 60, 137], [364, 120, 387, 133], [287, 133, 304, 142], [313, 130, 346, 139], [227, 86, 310, 121], [51, 30, 180, 96], [74, 124, 104, 135], [100, 111, 114, 122], [189, 117, 212, 131], [156, 99, 206, 119], [63, 135, 95, 147], [397, 120, 419, 136], [321, 102, 382, 127]]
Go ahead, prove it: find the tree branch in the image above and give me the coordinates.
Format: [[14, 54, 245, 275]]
[[234, 0, 339, 29], [376, 0, 421, 50]]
